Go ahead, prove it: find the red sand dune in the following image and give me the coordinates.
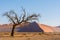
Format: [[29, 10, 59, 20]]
[[0, 22, 60, 32]]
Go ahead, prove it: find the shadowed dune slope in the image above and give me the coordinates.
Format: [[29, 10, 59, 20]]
[[16, 22, 44, 32]]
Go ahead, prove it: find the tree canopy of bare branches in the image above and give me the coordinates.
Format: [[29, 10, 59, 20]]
[[3, 8, 40, 37]]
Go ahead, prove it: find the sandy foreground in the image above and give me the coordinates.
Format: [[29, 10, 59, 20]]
[[0, 32, 60, 40]]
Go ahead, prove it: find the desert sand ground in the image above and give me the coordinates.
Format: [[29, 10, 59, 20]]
[[0, 32, 60, 40]]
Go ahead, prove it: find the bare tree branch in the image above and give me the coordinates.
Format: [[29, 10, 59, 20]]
[[9, 10, 20, 24], [3, 12, 16, 24], [19, 8, 26, 23], [23, 14, 40, 22]]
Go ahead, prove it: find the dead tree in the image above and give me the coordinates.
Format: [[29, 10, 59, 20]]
[[3, 8, 40, 37]]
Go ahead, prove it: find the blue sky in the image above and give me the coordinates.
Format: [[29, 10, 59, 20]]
[[0, 0, 60, 26]]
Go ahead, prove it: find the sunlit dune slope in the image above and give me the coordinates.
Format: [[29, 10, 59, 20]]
[[52, 27, 60, 32], [38, 23, 54, 32]]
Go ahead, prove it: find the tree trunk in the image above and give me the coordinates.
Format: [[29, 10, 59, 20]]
[[11, 25, 16, 37]]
